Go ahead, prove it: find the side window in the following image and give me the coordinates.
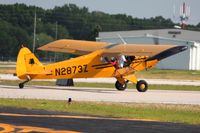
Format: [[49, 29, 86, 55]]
[[29, 58, 35, 64]]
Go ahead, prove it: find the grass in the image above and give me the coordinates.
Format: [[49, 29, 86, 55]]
[[136, 69, 200, 80], [0, 98, 199, 125], [0, 67, 15, 74], [1, 80, 200, 91], [148, 85, 200, 91]]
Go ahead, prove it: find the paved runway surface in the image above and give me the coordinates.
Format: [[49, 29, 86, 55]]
[[2, 74, 200, 86], [0, 85, 200, 105], [0, 107, 200, 133]]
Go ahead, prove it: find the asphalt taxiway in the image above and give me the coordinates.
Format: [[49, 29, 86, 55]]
[[0, 85, 200, 105], [0, 107, 200, 133]]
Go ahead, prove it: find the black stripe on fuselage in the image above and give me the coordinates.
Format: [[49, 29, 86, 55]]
[[46, 73, 53, 76], [95, 65, 114, 69], [92, 63, 110, 67]]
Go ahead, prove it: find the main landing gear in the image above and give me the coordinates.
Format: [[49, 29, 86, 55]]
[[115, 81, 128, 91], [115, 80, 148, 92], [136, 80, 148, 92]]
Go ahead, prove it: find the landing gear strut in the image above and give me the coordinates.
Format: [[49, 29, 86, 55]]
[[136, 80, 148, 92], [19, 80, 29, 88], [18, 76, 31, 89], [115, 81, 127, 91]]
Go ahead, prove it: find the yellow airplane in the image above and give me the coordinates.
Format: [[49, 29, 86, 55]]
[[16, 39, 187, 92]]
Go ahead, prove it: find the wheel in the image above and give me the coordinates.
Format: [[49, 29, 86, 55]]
[[19, 83, 24, 89], [136, 80, 148, 92], [115, 81, 127, 91]]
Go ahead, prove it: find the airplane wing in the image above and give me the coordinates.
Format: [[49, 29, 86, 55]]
[[102, 43, 177, 56], [38, 39, 109, 55], [38, 39, 184, 57]]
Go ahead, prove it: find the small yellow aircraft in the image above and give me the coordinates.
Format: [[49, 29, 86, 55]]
[[16, 39, 187, 92]]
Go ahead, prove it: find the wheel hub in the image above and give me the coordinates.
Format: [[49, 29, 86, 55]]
[[140, 84, 146, 90]]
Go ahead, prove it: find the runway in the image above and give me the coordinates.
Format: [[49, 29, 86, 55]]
[[0, 107, 199, 133], [0, 85, 200, 105], [1, 74, 200, 86]]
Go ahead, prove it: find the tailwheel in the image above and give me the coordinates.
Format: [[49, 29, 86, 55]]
[[136, 80, 148, 92], [19, 83, 24, 88], [18, 78, 30, 89], [115, 81, 127, 91]]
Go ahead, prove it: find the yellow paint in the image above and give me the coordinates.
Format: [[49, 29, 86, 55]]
[[113, 58, 159, 84], [0, 123, 14, 133], [16, 46, 159, 85], [0, 123, 79, 133], [0, 113, 160, 123], [16, 47, 115, 80], [140, 84, 146, 90], [124, 74, 137, 84], [130, 59, 158, 71]]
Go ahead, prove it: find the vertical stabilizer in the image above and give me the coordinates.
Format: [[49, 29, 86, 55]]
[[16, 47, 43, 79]]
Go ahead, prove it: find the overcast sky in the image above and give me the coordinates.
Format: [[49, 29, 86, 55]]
[[0, 0, 199, 25]]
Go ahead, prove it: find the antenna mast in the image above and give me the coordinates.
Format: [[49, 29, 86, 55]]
[[33, 8, 37, 53], [179, 2, 190, 29]]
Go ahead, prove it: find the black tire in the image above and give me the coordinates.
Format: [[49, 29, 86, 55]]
[[136, 80, 148, 92], [115, 81, 127, 91], [19, 83, 24, 89]]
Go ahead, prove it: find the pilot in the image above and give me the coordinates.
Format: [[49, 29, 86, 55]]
[[124, 56, 135, 66], [102, 56, 119, 69], [110, 57, 119, 69]]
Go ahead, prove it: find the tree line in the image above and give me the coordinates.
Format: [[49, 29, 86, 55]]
[[0, 3, 199, 60]]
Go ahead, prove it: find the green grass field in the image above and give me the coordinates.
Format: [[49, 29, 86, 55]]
[[0, 67, 15, 74], [0, 98, 199, 125], [136, 69, 200, 80]]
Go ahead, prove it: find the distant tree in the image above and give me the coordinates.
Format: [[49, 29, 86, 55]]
[[0, 3, 199, 61], [0, 20, 30, 58], [197, 23, 200, 28], [33, 33, 54, 58], [89, 24, 102, 41]]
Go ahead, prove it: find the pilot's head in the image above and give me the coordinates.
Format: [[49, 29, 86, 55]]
[[111, 57, 116, 62]]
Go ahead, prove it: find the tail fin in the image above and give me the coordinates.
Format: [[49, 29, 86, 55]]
[[16, 47, 44, 79]]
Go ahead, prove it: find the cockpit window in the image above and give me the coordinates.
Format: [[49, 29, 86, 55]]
[[29, 58, 35, 64]]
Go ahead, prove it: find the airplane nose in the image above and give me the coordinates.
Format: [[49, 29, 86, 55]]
[[180, 45, 188, 51], [146, 45, 188, 61]]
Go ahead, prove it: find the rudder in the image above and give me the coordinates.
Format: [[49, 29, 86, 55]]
[[16, 47, 43, 79]]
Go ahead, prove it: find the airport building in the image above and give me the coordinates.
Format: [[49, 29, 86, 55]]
[[97, 29, 200, 70]]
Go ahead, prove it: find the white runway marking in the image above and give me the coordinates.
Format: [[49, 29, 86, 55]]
[[0, 85, 200, 105]]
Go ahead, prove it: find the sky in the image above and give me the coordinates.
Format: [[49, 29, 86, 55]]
[[0, 0, 199, 25]]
